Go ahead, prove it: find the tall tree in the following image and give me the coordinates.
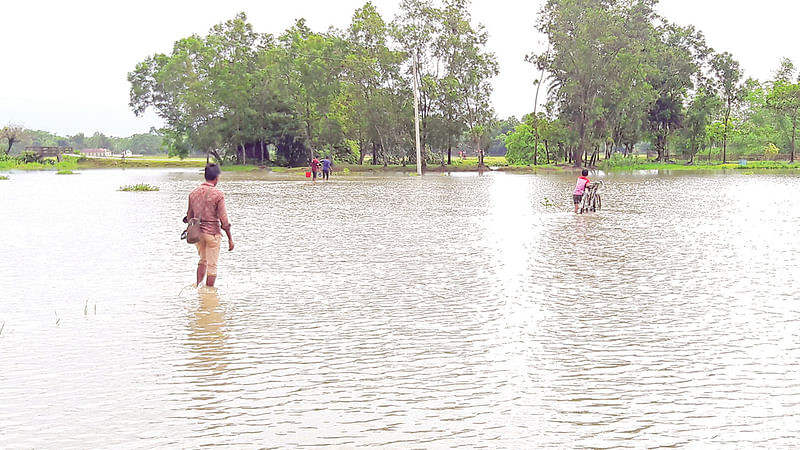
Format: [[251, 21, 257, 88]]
[[682, 86, 719, 162], [646, 23, 710, 162], [393, 0, 440, 167], [534, 0, 657, 167], [767, 79, 800, 163], [1, 124, 26, 155], [711, 51, 744, 163], [435, 0, 498, 167]]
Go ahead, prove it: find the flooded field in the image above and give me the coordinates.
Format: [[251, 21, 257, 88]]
[[1, 168, 799, 448]]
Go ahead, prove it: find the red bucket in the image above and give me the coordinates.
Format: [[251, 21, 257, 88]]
[[305, 171, 311, 178]]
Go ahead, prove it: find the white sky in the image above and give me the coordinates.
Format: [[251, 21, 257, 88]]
[[1, 0, 798, 137]]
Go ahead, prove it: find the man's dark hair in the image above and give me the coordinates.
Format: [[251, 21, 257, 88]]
[[205, 163, 222, 181], [581, 169, 589, 176]]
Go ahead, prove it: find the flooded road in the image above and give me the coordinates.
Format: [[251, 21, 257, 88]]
[[1, 168, 799, 448]]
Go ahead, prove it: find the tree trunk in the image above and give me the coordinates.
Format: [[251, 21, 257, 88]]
[[305, 99, 313, 162], [371, 141, 378, 165], [376, 131, 389, 168], [589, 145, 599, 167], [544, 140, 550, 165], [447, 135, 452, 165], [210, 150, 222, 165], [722, 105, 731, 164], [575, 118, 586, 168], [476, 135, 484, 168], [792, 115, 797, 163], [420, 112, 428, 168]]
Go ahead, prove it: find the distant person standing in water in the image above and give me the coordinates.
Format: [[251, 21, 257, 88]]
[[573, 168, 591, 214], [310, 156, 321, 182], [186, 164, 234, 287], [321, 156, 333, 181]]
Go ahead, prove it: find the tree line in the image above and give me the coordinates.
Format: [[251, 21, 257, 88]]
[[6, 0, 799, 168], [1, 125, 164, 156], [128, 0, 497, 167], [505, 0, 800, 167]]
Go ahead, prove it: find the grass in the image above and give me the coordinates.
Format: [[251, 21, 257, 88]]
[[0, 159, 56, 171], [119, 183, 160, 192], [0, 155, 80, 172], [0, 175, 8, 180], [599, 155, 800, 172], [78, 158, 205, 169], [221, 164, 259, 172], [56, 169, 77, 175]]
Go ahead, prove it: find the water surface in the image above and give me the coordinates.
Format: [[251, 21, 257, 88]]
[[1, 169, 799, 448]]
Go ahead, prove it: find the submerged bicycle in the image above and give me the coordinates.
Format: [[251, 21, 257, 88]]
[[579, 180, 603, 214]]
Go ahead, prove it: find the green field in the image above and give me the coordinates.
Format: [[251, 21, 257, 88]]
[[599, 155, 800, 172]]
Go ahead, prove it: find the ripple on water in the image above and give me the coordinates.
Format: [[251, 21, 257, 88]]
[[0, 169, 799, 448]]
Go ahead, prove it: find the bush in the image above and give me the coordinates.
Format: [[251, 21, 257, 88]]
[[599, 154, 649, 170], [763, 143, 780, 161], [274, 154, 289, 167], [16, 151, 41, 164]]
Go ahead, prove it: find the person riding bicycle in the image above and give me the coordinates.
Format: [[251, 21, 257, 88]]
[[573, 169, 591, 214]]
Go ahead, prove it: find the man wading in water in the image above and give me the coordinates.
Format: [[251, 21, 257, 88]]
[[186, 164, 234, 287]]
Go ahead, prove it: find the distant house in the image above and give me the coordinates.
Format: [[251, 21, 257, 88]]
[[83, 148, 111, 157]]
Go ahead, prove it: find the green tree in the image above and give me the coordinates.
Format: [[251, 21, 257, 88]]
[[766, 60, 800, 163], [534, 0, 656, 167], [711, 51, 744, 163], [130, 13, 273, 164], [682, 86, 719, 162], [437, 0, 498, 167], [646, 23, 709, 162], [1, 124, 27, 155], [504, 121, 536, 165], [340, 2, 406, 165], [85, 132, 114, 150]]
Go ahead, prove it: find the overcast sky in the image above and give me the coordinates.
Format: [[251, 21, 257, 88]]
[[2, 0, 798, 137]]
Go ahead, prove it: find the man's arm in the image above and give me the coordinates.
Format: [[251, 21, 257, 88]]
[[185, 195, 193, 223], [218, 195, 234, 251]]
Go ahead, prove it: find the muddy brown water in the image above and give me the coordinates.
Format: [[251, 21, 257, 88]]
[[1, 169, 799, 448]]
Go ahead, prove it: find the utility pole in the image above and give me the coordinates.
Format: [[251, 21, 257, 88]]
[[412, 51, 422, 176]]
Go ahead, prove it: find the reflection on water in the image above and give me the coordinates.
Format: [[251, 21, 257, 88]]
[[188, 288, 228, 376], [1, 169, 799, 448]]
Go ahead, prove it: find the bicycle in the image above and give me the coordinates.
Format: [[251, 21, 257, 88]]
[[579, 180, 603, 214]]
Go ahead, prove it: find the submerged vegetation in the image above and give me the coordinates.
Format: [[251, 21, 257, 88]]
[[119, 183, 160, 192]]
